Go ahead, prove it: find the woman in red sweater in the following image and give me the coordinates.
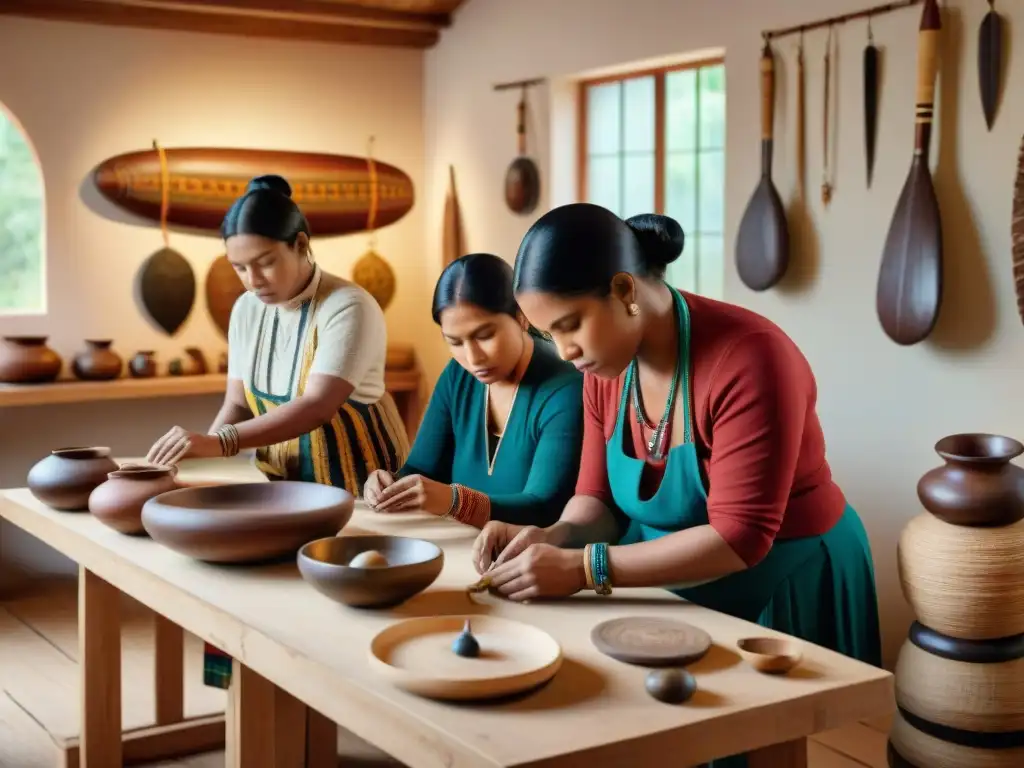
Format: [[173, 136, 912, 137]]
[[474, 203, 881, 673]]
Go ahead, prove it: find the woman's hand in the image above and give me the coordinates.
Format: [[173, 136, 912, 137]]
[[146, 426, 223, 466], [471, 522, 551, 574], [362, 470, 395, 507], [485, 543, 586, 601], [371, 474, 451, 516]]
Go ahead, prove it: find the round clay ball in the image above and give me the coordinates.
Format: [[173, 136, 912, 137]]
[[348, 549, 389, 568], [644, 668, 697, 704]]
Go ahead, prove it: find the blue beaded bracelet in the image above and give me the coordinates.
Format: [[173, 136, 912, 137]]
[[590, 542, 612, 596]]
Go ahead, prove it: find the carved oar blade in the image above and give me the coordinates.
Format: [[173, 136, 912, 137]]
[[876, 160, 943, 345], [1012, 135, 1024, 324], [863, 44, 879, 188], [978, 9, 1003, 131], [735, 178, 789, 292]]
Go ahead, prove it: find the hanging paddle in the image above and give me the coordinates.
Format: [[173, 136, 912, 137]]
[[1012, 134, 1024, 325], [978, 0, 1004, 131], [822, 26, 837, 206], [736, 40, 789, 292], [864, 20, 880, 188], [876, 0, 943, 346], [796, 35, 806, 203], [442, 164, 465, 269]]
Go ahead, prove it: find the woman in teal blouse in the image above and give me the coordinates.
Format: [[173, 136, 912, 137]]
[[363, 253, 583, 528]]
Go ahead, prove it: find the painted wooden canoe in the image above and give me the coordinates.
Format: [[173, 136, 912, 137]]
[[92, 147, 415, 237]]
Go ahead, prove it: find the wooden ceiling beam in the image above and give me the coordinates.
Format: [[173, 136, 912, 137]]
[[0, 0, 450, 48]]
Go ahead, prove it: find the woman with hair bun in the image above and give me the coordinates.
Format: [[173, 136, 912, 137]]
[[146, 174, 410, 690], [473, 204, 881, 689], [146, 174, 409, 496], [363, 253, 583, 530]]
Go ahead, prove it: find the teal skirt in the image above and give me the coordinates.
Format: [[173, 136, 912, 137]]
[[675, 506, 883, 767]]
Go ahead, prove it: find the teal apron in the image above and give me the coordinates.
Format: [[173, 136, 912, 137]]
[[607, 289, 882, 767]]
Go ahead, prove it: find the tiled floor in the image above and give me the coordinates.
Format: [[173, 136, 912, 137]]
[[0, 577, 889, 767]]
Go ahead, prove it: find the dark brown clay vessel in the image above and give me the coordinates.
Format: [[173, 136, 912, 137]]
[[128, 351, 157, 378], [141, 481, 354, 563], [0, 336, 62, 383], [72, 340, 123, 381], [917, 433, 1024, 526], [89, 464, 179, 535], [298, 534, 444, 608], [27, 447, 119, 511]]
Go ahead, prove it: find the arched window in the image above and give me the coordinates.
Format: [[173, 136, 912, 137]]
[[0, 106, 45, 314]]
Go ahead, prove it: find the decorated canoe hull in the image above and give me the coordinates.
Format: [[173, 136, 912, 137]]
[[91, 147, 415, 237]]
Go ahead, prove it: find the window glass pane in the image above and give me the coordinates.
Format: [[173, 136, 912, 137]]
[[587, 155, 621, 216], [0, 114, 45, 313], [698, 148, 725, 234], [697, 234, 724, 299], [666, 233, 698, 292], [587, 82, 621, 156], [622, 153, 655, 219], [665, 69, 696, 152], [664, 150, 696, 233], [622, 76, 655, 153], [699, 64, 726, 150]]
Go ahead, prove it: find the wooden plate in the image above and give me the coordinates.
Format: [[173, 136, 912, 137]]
[[591, 616, 712, 667], [368, 615, 563, 701]]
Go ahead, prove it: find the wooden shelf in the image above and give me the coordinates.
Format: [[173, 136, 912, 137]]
[[0, 370, 422, 409]]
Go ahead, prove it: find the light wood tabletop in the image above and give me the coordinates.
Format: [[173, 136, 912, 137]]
[[0, 457, 893, 768]]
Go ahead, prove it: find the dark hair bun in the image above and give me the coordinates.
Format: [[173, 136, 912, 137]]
[[246, 174, 292, 198], [625, 214, 684, 268]]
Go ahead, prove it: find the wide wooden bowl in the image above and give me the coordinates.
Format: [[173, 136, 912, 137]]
[[298, 534, 443, 608], [141, 481, 353, 563]]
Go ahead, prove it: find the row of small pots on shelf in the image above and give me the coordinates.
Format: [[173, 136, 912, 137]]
[[0, 336, 226, 384]]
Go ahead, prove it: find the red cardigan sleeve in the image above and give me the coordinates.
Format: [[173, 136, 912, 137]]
[[574, 375, 614, 503], [705, 330, 810, 567]]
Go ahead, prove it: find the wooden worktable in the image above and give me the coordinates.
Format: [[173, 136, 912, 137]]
[[0, 458, 893, 767]]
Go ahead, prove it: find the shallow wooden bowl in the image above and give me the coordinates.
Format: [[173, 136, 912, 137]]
[[368, 614, 562, 700], [736, 636, 803, 675], [141, 481, 353, 563], [297, 534, 443, 608]]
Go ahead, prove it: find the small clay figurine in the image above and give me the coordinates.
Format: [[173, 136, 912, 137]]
[[644, 668, 697, 704], [451, 619, 480, 658]]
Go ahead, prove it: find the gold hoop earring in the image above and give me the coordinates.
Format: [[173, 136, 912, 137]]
[[627, 303, 640, 316]]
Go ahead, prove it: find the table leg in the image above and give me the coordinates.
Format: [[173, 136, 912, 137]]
[[79, 566, 122, 768], [153, 614, 184, 725], [306, 707, 337, 768], [748, 737, 808, 768], [225, 659, 307, 768]]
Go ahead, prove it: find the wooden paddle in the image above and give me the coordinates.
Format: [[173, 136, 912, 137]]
[[876, 0, 942, 346], [736, 41, 789, 292], [863, 26, 879, 188]]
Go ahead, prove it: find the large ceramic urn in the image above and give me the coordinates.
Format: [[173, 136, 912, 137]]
[[889, 433, 1024, 767]]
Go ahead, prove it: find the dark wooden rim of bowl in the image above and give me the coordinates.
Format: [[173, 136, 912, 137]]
[[298, 535, 443, 572], [52, 446, 113, 459], [84, 339, 114, 347], [935, 433, 1024, 464]]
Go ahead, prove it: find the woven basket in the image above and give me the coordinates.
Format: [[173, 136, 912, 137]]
[[890, 710, 1024, 767]]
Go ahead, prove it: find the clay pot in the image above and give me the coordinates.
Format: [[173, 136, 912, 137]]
[[128, 351, 157, 378], [0, 336, 62, 383], [917, 433, 1024, 526], [27, 447, 119, 511], [72, 340, 123, 381], [88, 464, 179, 535]]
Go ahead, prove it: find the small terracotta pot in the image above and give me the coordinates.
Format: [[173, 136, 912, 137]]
[[0, 336, 63, 383], [89, 464, 178, 535], [27, 447, 119, 511], [129, 351, 158, 378], [72, 340, 123, 381]]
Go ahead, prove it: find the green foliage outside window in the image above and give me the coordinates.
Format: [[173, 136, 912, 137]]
[[0, 110, 45, 314]]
